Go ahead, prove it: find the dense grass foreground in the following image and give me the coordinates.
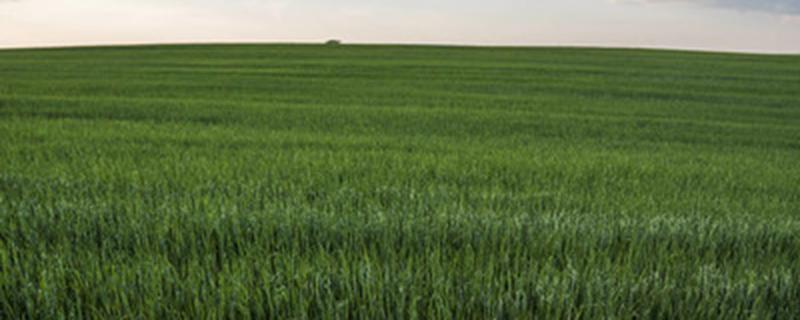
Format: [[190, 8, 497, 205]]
[[1, 44, 799, 319]]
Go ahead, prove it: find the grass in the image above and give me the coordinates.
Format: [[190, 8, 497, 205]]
[[1, 44, 799, 319]]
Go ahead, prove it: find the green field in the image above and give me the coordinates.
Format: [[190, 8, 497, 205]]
[[1, 44, 799, 319]]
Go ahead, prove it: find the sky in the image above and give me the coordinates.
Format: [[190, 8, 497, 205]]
[[1, 0, 799, 53]]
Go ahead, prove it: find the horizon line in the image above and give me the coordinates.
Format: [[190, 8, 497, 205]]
[[2, 40, 799, 56]]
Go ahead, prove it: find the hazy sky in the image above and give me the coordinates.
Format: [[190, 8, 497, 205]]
[[1, 0, 799, 52]]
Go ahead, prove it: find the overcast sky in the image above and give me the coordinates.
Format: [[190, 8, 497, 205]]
[[1, 0, 799, 53]]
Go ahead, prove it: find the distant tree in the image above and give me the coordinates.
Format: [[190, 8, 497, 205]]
[[326, 39, 342, 46]]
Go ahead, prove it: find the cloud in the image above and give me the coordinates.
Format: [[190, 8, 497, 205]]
[[782, 13, 800, 22], [618, 0, 800, 15]]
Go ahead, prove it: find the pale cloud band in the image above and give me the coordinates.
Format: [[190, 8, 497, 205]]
[[1, 0, 799, 52], [619, 0, 800, 15]]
